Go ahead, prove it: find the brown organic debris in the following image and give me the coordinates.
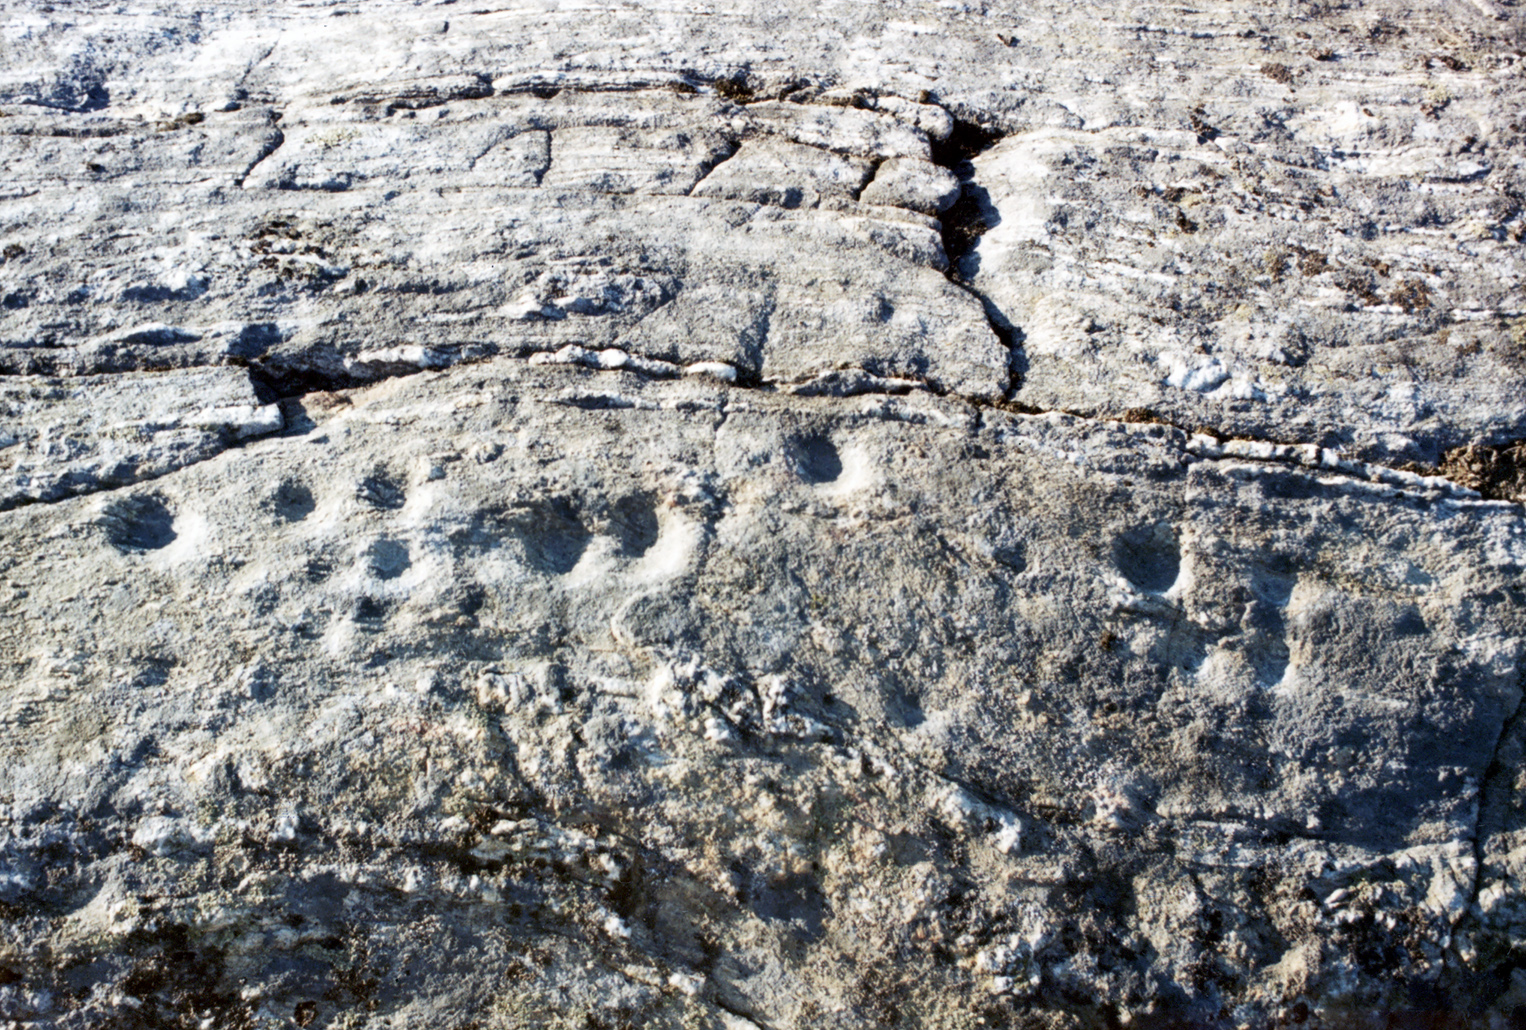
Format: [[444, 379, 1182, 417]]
[[1438, 440, 1526, 502], [1389, 279, 1430, 313]]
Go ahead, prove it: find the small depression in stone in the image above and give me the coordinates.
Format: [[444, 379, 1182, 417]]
[[1113, 522, 1180, 594], [101, 494, 177, 553], [608, 493, 660, 558], [519, 499, 592, 575], [267, 480, 316, 523], [366, 538, 411, 580], [790, 434, 843, 485]]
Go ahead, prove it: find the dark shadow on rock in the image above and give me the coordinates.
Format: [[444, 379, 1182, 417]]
[[1113, 522, 1180, 594], [229, 323, 283, 362], [608, 493, 660, 558], [356, 468, 406, 510], [942, 179, 1000, 273], [267, 480, 316, 523], [518, 498, 591, 575], [366, 538, 411, 580], [101, 494, 177, 553], [748, 872, 828, 943], [23, 81, 110, 113], [76, 82, 110, 113], [122, 277, 208, 304], [977, 294, 1027, 392], [789, 434, 842, 485]]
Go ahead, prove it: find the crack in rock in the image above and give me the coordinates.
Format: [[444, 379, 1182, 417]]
[[3, 5, 1526, 1027]]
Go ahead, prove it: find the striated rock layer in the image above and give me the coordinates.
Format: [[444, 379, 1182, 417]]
[[0, 1, 1524, 1028]]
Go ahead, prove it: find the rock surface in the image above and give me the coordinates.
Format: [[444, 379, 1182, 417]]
[[0, 1, 1524, 1028]]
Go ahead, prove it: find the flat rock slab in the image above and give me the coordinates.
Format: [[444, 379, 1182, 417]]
[[0, 362, 1521, 1029], [0, 1, 1524, 1029], [0, 366, 279, 510], [967, 123, 1526, 463], [1, 90, 1007, 398]]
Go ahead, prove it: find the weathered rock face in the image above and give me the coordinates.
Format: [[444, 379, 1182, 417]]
[[1, 2, 1524, 1028]]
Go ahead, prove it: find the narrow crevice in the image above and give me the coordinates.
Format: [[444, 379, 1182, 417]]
[[976, 298, 1025, 397], [851, 157, 885, 202], [7, 345, 1518, 512], [1469, 681, 1526, 911], [297, 345, 1523, 506], [929, 118, 1004, 271], [234, 124, 284, 188], [928, 117, 1005, 169], [241, 360, 370, 402], [730, 364, 765, 390], [684, 135, 743, 196], [924, 116, 1026, 397]]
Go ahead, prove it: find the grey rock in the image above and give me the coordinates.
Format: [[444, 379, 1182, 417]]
[[860, 157, 962, 214], [0, 1, 1523, 1028], [0, 362, 1520, 1029], [692, 139, 874, 208], [0, 366, 280, 510], [966, 120, 1526, 463]]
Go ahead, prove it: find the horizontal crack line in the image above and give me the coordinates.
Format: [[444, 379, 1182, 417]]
[[2, 353, 1516, 515], [420, 349, 1524, 508]]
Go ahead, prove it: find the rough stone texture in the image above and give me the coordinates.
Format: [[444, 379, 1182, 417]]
[[1, 367, 280, 511], [1, 2, 1524, 1029], [861, 157, 963, 215]]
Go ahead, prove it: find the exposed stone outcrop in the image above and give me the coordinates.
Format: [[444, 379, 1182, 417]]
[[1, 1, 1523, 1027]]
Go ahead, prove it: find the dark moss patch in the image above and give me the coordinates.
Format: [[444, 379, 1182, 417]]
[[1438, 440, 1526, 503], [1389, 279, 1430, 313], [1189, 105, 1220, 144], [713, 76, 755, 102], [95, 923, 251, 1030]]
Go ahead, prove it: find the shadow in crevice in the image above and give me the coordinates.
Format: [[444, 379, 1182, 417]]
[[927, 118, 1029, 396], [929, 118, 1005, 272], [940, 178, 1001, 275], [75, 83, 111, 113], [976, 293, 1027, 394], [228, 323, 283, 363], [606, 493, 660, 558], [929, 118, 1005, 170]]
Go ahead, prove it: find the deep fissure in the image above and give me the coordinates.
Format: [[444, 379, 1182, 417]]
[[927, 117, 1024, 396], [929, 117, 1005, 269]]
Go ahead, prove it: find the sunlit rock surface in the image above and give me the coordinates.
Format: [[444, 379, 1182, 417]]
[[1, 2, 1524, 1028]]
